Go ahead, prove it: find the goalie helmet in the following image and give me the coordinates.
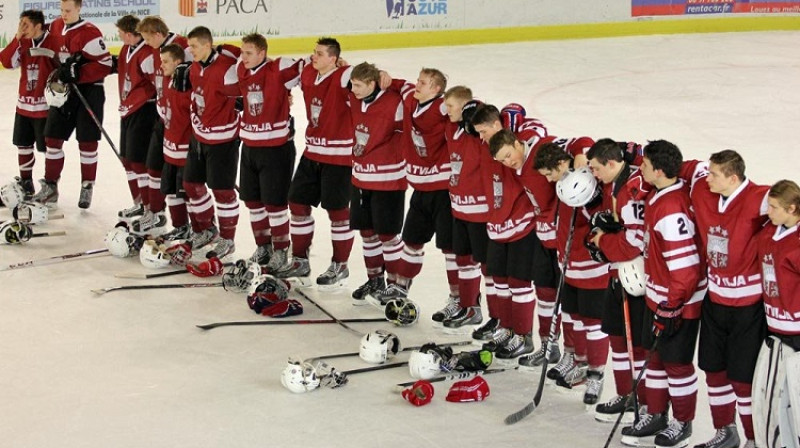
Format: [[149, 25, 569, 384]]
[[104, 226, 142, 258], [556, 167, 600, 208], [359, 330, 402, 364], [222, 259, 262, 293], [1, 220, 32, 244], [0, 181, 25, 209], [280, 359, 321, 394], [618, 255, 646, 297], [384, 298, 420, 327], [44, 71, 70, 108], [139, 239, 171, 269], [13, 201, 50, 225]]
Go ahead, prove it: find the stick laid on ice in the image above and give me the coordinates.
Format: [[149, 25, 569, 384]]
[[0, 248, 109, 271], [92, 282, 223, 296]]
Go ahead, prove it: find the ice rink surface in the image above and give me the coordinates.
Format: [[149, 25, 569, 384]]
[[0, 30, 799, 448]]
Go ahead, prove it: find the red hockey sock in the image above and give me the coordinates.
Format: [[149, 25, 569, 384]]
[[18, 145, 35, 178], [289, 202, 313, 258], [731, 380, 754, 440], [184, 181, 215, 232], [706, 370, 736, 429], [398, 243, 424, 280], [536, 286, 557, 339], [584, 317, 609, 369], [509, 277, 535, 335], [665, 362, 698, 422], [78, 141, 98, 182], [328, 208, 354, 263], [456, 255, 481, 308], [246, 201, 271, 246], [43, 138, 64, 182], [360, 230, 384, 278], [610, 335, 633, 396], [494, 277, 511, 329], [213, 189, 239, 240], [444, 251, 459, 298], [166, 194, 188, 228], [266, 205, 290, 250], [147, 169, 165, 213], [379, 234, 403, 278]]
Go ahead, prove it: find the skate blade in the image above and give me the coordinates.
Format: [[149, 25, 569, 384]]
[[431, 321, 444, 329], [286, 276, 313, 288], [351, 297, 370, 306], [441, 325, 473, 335], [620, 435, 657, 447], [365, 295, 386, 310], [518, 363, 545, 372], [594, 411, 635, 424], [316, 280, 348, 292]]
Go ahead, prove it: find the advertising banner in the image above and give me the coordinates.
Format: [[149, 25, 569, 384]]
[[632, 0, 800, 17]]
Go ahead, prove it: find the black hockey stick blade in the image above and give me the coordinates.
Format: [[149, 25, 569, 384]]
[[196, 317, 386, 330], [307, 339, 474, 364]]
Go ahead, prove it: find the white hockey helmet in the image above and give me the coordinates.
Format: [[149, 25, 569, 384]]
[[44, 71, 70, 108], [139, 239, 171, 269], [12, 201, 50, 225], [618, 256, 646, 297], [556, 167, 600, 207], [280, 359, 321, 394], [1, 220, 32, 244], [104, 227, 136, 258], [408, 350, 444, 380], [359, 330, 402, 364], [0, 181, 26, 209], [384, 298, 420, 327], [222, 259, 263, 293]]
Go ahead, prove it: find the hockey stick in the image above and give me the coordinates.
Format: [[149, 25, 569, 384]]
[[306, 340, 474, 363], [69, 83, 121, 159], [393, 367, 517, 393], [621, 287, 641, 419], [602, 337, 659, 448], [318, 361, 409, 389], [1, 230, 67, 244], [293, 287, 365, 337], [0, 248, 109, 271], [91, 281, 222, 295], [115, 262, 234, 279], [505, 207, 578, 425], [196, 317, 387, 331]]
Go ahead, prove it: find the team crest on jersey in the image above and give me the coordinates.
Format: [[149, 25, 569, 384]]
[[707, 225, 729, 268], [354, 124, 370, 157], [492, 174, 503, 209], [122, 74, 132, 101], [411, 127, 427, 157], [164, 100, 173, 129], [247, 84, 264, 116], [761, 253, 779, 297], [155, 76, 164, 100], [450, 153, 462, 187], [310, 97, 322, 127], [194, 87, 206, 117], [25, 63, 39, 92]]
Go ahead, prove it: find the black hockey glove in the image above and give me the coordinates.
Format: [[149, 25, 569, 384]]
[[584, 232, 608, 263], [172, 62, 192, 92], [234, 96, 244, 112], [653, 302, 683, 338], [619, 141, 642, 165], [590, 211, 624, 234], [58, 53, 83, 84]]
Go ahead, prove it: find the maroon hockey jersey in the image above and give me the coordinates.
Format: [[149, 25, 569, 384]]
[[487, 164, 536, 243], [0, 31, 60, 118], [49, 17, 112, 84], [643, 179, 707, 318], [153, 33, 191, 121], [349, 89, 406, 191], [691, 172, 769, 308], [236, 57, 302, 148], [117, 39, 155, 117], [758, 223, 800, 335], [189, 48, 240, 144], [400, 87, 450, 191], [447, 123, 492, 222], [300, 64, 354, 166], [596, 166, 651, 274], [162, 77, 192, 166]]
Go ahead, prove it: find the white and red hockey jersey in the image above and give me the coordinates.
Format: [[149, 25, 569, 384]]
[[349, 89, 406, 191], [394, 80, 450, 192], [117, 39, 155, 117], [596, 166, 651, 274], [643, 179, 707, 318], [0, 31, 60, 118], [758, 223, 800, 335], [487, 164, 536, 243], [189, 47, 240, 144], [556, 194, 610, 290], [162, 77, 192, 166], [300, 64, 354, 166], [237, 57, 303, 148], [49, 17, 112, 84], [153, 33, 191, 121], [691, 173, 769, 308], [447, 123, 492, 222]]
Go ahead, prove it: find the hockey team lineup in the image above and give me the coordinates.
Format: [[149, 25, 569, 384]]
[[0, 1, 799, 447]]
